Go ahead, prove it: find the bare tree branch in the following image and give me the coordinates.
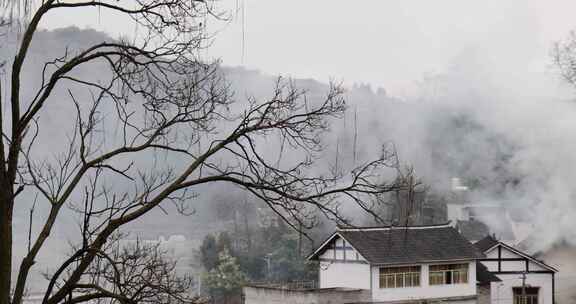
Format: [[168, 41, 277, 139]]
[[0, 1, 410, 304]]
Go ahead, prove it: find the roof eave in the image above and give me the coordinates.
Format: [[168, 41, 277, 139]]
[[307, 231, 370, 263], [306, 231, 339, 261], [371, 257, 482, 267], [484, 242, 559, 273]]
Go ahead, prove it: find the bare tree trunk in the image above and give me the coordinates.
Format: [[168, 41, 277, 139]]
[[0, 191, 13, 304]]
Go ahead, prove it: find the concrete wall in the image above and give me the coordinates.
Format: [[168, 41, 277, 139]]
[[370, 261, 477, 303], [242, 286, 371, 304]]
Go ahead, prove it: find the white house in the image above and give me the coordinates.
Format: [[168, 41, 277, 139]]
[[475, 236, 558, 304], [243, 224, 558, 304], [307, 224, 491, 304]]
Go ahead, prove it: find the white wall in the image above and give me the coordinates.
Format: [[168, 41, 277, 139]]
[[243, 286, 372, 304], [319, 261, 371, 289], [484, 245, 552, 272], [486, 249, 499, 259], [318, 235, 366, 262], [490, 273, 554, 304], [370, 261, 477, 302], [483, 260, 499, 272], [317, 235, 372, 290], [501, 260, 526, 272]]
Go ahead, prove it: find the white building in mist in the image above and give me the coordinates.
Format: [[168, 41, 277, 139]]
[[307, 224, 490, 304], [475, 236, 558, 304], [243, 224, 559, 304]]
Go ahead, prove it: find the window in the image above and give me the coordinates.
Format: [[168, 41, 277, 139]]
[[513, 287, 539, 304], [429, 263, 468, 285], [379, 266, 421, 288]]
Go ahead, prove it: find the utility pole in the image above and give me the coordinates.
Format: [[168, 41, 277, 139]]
[[521, 272, 527, 304]]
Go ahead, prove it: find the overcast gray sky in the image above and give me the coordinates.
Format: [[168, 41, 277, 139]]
[[39, 0, 576, 96]]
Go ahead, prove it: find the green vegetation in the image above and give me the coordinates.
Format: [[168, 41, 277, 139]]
[[199, 217, 317, 291], [202, 249, 247, 299]]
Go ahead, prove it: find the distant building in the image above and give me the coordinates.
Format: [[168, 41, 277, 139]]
[[445, 178, 526, 244]]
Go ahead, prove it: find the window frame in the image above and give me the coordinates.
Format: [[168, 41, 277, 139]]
[[429, 263, 469, 285], [513, 287, 539, 304], [379, 265, 421, 289]]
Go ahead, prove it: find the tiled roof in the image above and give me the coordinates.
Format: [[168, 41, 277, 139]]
[[331, 225, 484, 265], [474, 235, 499, 252]]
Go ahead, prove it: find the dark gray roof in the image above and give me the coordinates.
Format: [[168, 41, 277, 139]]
[[474, 235, 499, 252], [333, 226, 484, 265], [476, 262, 501, 285]]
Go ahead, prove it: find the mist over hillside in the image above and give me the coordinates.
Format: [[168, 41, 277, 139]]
[[4, 26, 576, 294]]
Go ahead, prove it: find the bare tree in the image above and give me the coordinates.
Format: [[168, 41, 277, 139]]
[[0, 1, 408, 303], [44, 233, 200, 304]]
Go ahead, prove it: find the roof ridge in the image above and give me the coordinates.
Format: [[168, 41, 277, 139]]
[[337, 222, 452, 232], [309, 222, 484, 264]]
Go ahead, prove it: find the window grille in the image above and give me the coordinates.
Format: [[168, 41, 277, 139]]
[[513, 287, 539, 304], [429, 263, 468, 285], [379, 266, 421, 288]]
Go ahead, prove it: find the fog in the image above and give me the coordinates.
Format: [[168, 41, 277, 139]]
[[5, 2, 576, 299], [39, 0, 576, 96], [3, 23, 576, 248]]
